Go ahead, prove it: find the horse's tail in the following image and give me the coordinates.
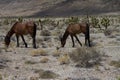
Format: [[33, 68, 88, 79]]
[[33, 23, 37, 36]]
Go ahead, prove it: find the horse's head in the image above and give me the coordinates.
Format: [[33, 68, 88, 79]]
[[4, 36, 10, 48], [60, 37, 66, 47]]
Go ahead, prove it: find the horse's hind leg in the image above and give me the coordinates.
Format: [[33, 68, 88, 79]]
[[70, 35, 75, 47], [16, 34, 19, 47], [21, 35, 28, 48], [32, 36, 36, 48], [74, 35, 82, 46]]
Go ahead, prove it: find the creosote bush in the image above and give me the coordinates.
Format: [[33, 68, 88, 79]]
[[69, 47, 101, 67]]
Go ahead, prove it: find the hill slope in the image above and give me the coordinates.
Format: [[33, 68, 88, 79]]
[[0, 0, 120, 17]]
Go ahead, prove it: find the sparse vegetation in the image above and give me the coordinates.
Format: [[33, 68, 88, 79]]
[[69, 47, 101, 67]]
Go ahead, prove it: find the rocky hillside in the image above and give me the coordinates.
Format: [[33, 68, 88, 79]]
[[0, 0, 120, 17]]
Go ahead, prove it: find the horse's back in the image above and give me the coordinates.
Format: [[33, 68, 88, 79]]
[[67, 23, 87, 35], [13, 21, 35, 35]]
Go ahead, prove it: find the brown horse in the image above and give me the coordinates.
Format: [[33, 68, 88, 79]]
[[4, 21, 37, 48], [61, 23, 91, 47]]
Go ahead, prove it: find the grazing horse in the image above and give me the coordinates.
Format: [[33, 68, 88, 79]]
[[4, 21, 37, 48], [61, 23, 91, 47]]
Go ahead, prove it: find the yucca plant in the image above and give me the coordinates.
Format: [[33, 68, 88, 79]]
[[101, 17, 110, 29]]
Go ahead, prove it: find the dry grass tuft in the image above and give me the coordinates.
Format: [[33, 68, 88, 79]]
[[58, 54, 70, 65], [52, 50, 61, 57], [40, 57, 49, 63], [69, 47, 101, 67], [30, 49, 47, 56]]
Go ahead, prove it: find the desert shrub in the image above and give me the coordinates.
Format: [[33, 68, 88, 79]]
[[117, 77, 120, 80], [18, 17, 23, 22], [0, 74, 2, 80], [39, 70, 59, 79], [69, 47, 101, 67], [31, 49, 47, 56], [40, 57, 49, 63], [25, 60, 37, 65], [101, 17, 110, 29], [40, 30, 51, 36], [90, 17, 100, 28], [104, 28, 112, 36], [3, 18, 9, 25], [109, 60, 120, 68], [58, 54, 70, 65], [65, 16, 79, 24]]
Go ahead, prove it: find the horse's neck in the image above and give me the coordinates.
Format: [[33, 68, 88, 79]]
[[6, 30, 14, 38], [62, 31, 69, 41]]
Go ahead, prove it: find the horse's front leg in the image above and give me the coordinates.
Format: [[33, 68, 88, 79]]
[[74, 35, 82, 46], [16, 34, 19, 47], [70, 35, 75, 47], [21, 35, 28, 48]]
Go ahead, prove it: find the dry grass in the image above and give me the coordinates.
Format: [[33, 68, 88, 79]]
[[69, 47, 101, 67], [30, 49, 47, 56], [40, 57, 49, 63], [52, 50, 61, 57], [58, 54, 70, 65]]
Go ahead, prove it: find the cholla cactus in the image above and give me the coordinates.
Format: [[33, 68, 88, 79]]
[[65, 16, 79, 24], [101, 17, 110, 29], [90, 17, 100, 28]]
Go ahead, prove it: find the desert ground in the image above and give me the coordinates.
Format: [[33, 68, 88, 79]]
[[0, 17, 120, 80]]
